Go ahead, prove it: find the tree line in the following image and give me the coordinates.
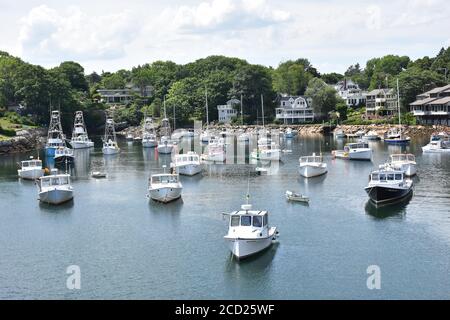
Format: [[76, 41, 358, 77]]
[[1, 47, 449, 131]]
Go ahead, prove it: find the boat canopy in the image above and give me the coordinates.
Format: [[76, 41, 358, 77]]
[[230, 213, 268, 228]]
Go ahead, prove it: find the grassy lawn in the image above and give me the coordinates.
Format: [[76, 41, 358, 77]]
[[0, 116, 37, 141]]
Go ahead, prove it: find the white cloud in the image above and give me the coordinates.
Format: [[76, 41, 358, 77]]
[[18, 5, 139, 63], [366, 5, 382, 31], [171, 0, 290, 33]]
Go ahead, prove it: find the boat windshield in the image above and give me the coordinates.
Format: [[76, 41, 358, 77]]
[[241, 216, 251, 226], [230, 215, 240, 227], [372, 173, 403, 181], [41, 176, 69, 187], [252, 216, 262, 227]]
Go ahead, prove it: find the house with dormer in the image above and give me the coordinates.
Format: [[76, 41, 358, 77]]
[[275, 95, 314, 124]]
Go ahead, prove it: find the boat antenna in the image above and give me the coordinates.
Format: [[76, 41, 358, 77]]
[[246, 170, 250, 204]]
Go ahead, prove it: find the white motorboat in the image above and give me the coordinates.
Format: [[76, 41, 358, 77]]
[[365, 165, 413, 205], [334, 127, 346, 139], [284, 128, 296, 139], [171, 129, 187, 141], [171, 152, 202, 176], [38, 170, 74, 205], [364, 130, 381, 140], [251, 142, 280, 161], [285, 190, 310, 203], [157, 135, 175, 154], [45, 110, 66, 157], [102, 118, 120, 155], [70, 111, 94, 149], [54, 146, 75, 164], [422, 132, 450, 153], [223, 203, 278, 259], [384, 127, 410, 144], [91, 171, 107, 179], [344, 141, 372, 160], [126, 133, 134, 141], [18, 157, 44, 180], [142, 117, 157, 148], [299, 153, 327, 178], [202, 137, 226, 162], [147, 167, 183, 203], [389, 154, 417, 176]]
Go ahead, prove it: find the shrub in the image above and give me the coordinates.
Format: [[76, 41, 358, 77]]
[[0, 125, 16, 137]]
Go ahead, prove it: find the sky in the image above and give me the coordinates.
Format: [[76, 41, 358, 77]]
[[0, 0, 449, 74]]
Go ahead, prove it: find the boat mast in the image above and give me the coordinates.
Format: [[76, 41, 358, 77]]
[[205, 87, 209, 129], [261, 94, 264, 127], [240, 94, 243, 125], [397, 78, 402, 136]]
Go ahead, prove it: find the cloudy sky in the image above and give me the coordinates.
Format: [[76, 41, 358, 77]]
[[1, 0, 449, 74]]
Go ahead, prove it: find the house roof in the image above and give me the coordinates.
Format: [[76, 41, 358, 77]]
[[423, 84, 450, 95], [428, 96, 450, 105], [280, 95, 300, 102], [409, 97, 438, 106], [366, 88, 395, 96]]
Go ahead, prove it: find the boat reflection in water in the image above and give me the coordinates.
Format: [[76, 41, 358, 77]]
[[365, 192, 413, 219]]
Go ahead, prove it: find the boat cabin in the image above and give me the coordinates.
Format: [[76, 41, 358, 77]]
[[174, 153, 200, 165], [229, 211, 269, 229], [299, 155, 323, 164], [39, 174, 71, 189], [370, 170, 404, 183], [21, 159, 42, 168], [150, 174, 179, 184], [345, 142, 369, 150], [104, 140, 118, 148], [390, 154, 415, 163]]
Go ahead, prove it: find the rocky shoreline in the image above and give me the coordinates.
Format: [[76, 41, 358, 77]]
[[0, 128, 46, 154], [118, 124, 449, 139]]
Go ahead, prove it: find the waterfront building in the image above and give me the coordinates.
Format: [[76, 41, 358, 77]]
[[365, 88, 398, 116], [275, 95, 314, 124], [97, 85, 152, 105], [334, 79, 367, 107], [217, 99, 239, 124], [409, 84, 450, 125]]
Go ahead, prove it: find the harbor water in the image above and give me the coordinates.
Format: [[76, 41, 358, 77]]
[[0, 135, 449, 299]]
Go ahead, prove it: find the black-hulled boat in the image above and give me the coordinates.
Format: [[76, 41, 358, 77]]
[[364, 165, 413, 205]]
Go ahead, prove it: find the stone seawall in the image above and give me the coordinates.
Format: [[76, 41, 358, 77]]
[[119, 124, 448, 139], [0, 128, 46, 154]]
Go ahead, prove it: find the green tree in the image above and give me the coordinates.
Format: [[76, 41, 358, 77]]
[[52, 61, 88, 91], [272, 59, 316, 95], [305, 78, 341, 119], [321, 73, 344, 84]]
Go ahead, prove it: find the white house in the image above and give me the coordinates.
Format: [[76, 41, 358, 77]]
[[97, 85, 152, 105], [334, 79, 367, 107], [275, 95, 314, 124], [217, 99, 239, 123]]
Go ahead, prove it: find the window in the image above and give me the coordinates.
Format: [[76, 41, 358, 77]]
[[387, 174, 394, 181], [241, 216, 251, 226], [263, 214, 268, 226], [253, 216, 262, 227], [230, 216, 240, 227], [372, 174, 379, 180], [380, 174, 386, 181], [395, 174, 402, 180]]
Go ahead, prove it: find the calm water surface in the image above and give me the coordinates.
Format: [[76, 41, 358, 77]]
[[0, 135, 449, 299]]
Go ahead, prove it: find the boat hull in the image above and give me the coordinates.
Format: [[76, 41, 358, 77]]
[[157, 145, 174, 154], [203, 153, 225, 162], [18, 168, 45, 180], [422, 145, 450, 153], [148, 187, 182, 203], [102, 147, 120, 155], [349, 149, 372, 160], [39, 188, 73, 205], [45, 147, 56, 157], [225, 235, 274, 259], [299, 164, 327, 178], [71, 141, 94, 149], [384, 138, 410, 144], [365, 185, 413, 205], [142, 140, 157, 148], [251, 150, 280, 161], [391, 163, 417, 177], [177, 164, 202, 176]]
